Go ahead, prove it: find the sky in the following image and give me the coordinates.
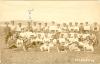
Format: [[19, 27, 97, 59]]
[[0, 1, 100, 23]]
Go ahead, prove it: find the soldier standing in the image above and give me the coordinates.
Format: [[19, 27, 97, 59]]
[[4, 22, 11, 44], [68, 22, 74, 32], [15, 23, 23, 33], [26, 22, 33, 32], [9, 21, 16, 36], [74, 22, 79, 33], [84, 22, 91, 33], [32, 22, 37, 32], [91, 22, 99, 33], [79, 23, 84, 33]]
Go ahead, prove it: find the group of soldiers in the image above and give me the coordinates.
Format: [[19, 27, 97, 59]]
[[4, 21, 100, 52]]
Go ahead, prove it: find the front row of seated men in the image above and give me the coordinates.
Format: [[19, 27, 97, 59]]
[[7, 30, 97, 52]]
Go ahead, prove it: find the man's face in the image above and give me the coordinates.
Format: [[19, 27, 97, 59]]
[[18, 23, 22, 27], [57, 24, 60, 27], [94, 22, 97, 25], [52, 21, 55, 25], [38, 23, 41, 26], [63, 23, 66, 27], [33, 22, 36, 26], [75, 22, 78, 26], [80, 23, 83, 26], [69, 22, 72, 26], [11, 21, 14, 25], [85, 22, 88, 25], [45, 23, 47, 26]]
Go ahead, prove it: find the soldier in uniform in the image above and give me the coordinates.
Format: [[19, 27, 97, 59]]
[[37, 23, 43, 32], [56, 24, 61, 32], [79, 22, 84, 33], [43, 23, 49, 33], [59, 34, 65, 45], [36, 33, 43, 46], [91, 22, 100, 46], [43, 33, 50, 44], [84, 22, 91, 33], [62, 23, 69, 33], [32, 22, 37, 32], [4, 22, 11, 44], [73, 33, 79, 42], [26, 22, 33, 32], [91, 22, 99, 33], [15, 23, 23, 33], [68, 22, 74, 32], [74, 22, 79, 33], [9, 21, 16, 36], [51, 21, 56, 26], [49, 21, 57, 33]]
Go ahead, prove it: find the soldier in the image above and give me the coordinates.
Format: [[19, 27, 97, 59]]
[[91, 22, 100, 46], [56, 24, 61, 32], [49, 21, 57, 33], [37, 23, 43, 32], [78, 34, 84, 42], [62, 23, 66, 32], [68, 22, 74, 32], [73, 33, 79, 42], [4, 22, 11, 44], [91, 22, 99, 33], [59, 34, 65, 45], [9, 20, 16, 36], [43, 23, 49, 33], [32, 22, 37, 32], [43, 33, 50, 44], [62, 33, 68, 39], [74, 22, 79, 33], [67, 33, 74, 44], [89, 33, 97, 46], [36, 33, 44, 45], [51, 21, 56, 26], [83, 36, 94, 52], [66, 25, 69, 33], [79, 22, 84, 33], [82, 33, 90, 40], [26, 22, 33, 32], [62, 23, 69, 33], [84, 22, 91, 33], [15, 23, 23, 33]]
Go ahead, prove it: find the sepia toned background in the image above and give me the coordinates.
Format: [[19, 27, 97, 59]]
[[0, 1, 100, 64], [0, 1, 100, 24]]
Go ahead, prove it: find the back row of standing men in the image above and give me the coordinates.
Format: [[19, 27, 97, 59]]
[[4, 21, 100, 44], [5, 21, 100, 33]]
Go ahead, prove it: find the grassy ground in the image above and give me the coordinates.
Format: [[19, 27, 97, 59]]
[[0, 26, 100, 64]]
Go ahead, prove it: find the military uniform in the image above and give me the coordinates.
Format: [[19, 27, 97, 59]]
[[4, 24, 11, 44]]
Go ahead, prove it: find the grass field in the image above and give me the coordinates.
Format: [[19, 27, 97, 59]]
[[0, 26, 100, 64]]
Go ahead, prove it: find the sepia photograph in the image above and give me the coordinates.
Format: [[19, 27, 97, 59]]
[[0, 0, 100, 64]]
